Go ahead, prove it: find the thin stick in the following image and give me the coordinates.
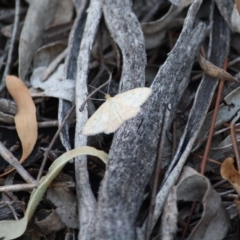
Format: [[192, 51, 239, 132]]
[[41, 48, 68, 82], [230, 122, 240, 171], [0, 0, 20, 92], [0, 141, 36, 184], [79, 74, 111, 111], [200, 59, 228, 174], [145, 104, 171, 240], [88, 84, 106, 95], [89, 98, 105, 101], [6, 202, 19, 220], [193, 154, 221, 166], [36, 104, 75, 183], [228, 56, 240, 67], [172, 120, 177, 155], [212, 179, 226, 188], [180, 202, 197, 240], [0, 181, 74, 192]]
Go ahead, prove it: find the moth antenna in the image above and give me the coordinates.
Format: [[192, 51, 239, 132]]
[[79, 73, 112, 112], [107, 71, 112, 94], [89, 98, 105, 101], [88, 85, 106, 95]]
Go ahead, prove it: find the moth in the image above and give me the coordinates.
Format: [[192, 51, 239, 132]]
[[82, 87, 152, 136]]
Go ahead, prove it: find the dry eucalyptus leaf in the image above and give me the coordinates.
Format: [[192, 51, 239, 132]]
[[141, 5, 183, 50], [142, 5, 182, 34], [40, 48, 68, 82], [1, 75, 38, 177], [174, 166, 229, 240], [82, 88, 152, 136], [31, 65, 75, 102], [19, 0, 57, 81], [159, 166, 229, 239], [34, 209, 65, 235], [220, 157, 240, 196], [141, 1, 194, 50], [198, 54, 237, 82], [235, 0, 240, 15], [231, 4, 240, 33], [51, 0, 74, 25], [46, 188, 78, 228], [33, 42, 66, 69]]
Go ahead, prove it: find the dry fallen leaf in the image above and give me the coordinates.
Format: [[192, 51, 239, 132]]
[[0, 75, 38, 177], [162, 166, 230, 240], [220, 157, 240, 196], [82, 87, 152, 136], [235, 0, 240, 15], [51, 0, 74, 25], [46, 188, 78, 228], [198, 54, 237, 82], [34, 209, 65, 235], [19, 0, 57, 81], [30, 65, 75, 102]]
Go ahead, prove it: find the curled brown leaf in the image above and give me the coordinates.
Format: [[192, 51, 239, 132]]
[[235, 0, 240, 15], [198, 54, 237, 82], [0, 75, 38, 177], [220, 157, 240, 196]]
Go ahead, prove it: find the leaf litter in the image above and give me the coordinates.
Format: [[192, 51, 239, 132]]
[[1, 0, 240, 239], [0, 75, 38, 177]]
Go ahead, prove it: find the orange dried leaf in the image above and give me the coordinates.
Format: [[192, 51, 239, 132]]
[[0, 75, 38, 177], [236, 0, 240, 15], [220, 157, 240, 196]]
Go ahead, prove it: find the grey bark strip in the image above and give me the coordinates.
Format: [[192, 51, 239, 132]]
[[74, 0, 102, 239], [214, 0, 234, 31], [94, 0, 207, 239], [18, 0, 57, 81], [57, 0, 93, 239], [152, 2, 230, 233], [58, 0, 88, 154], [94, 1, 147, 239], [103, 0, 146, 91]]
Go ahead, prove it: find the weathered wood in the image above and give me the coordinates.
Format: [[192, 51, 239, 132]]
[[152, 2, 231, 234], [58, 0, 88, 153], [58, 1, 99, 239], [93, 0, 208, 239], [74, 0, 102, 239]]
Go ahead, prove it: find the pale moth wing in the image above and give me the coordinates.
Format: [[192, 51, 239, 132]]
[[113, 87, 152, 107], [82, 87, 152, 136], [82, 99, 110, 135], [103, 99, 126, 133]]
